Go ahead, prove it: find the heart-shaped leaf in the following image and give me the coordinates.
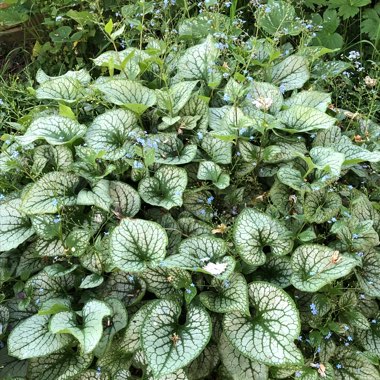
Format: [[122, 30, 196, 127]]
[[110, 218, 168, 272], [200, 133, 232, 164], [153, 134, 197, 165], [278, 105, 336, 133], [268, 55, 309, 91], [233, 208, 293, 266], [177, 35, 219, 82], [100, 272, 146, 306], [356, 249, 380, 297], [291, 244, 357, 292], [256, 1, 303, 36], [93, 298, 128, 357], [17, 116, 86, 146], [36, 68, 91, 85], [95, 78, 156, 112], [36, 77, 84, 102], [138, 166, 187, 210], [333, 349, 380, 380], [28, 351, 93, 380], [21, 172, 80, 215], [284, 91, 331, 112], [223, 281, 302, 366], [85, 109, 140, 160], [161, 235, 234, 280], [49, 300, 112, 354], [0, 199, 34, 252], [77, 179, 112, 211], [199, 273, 249, 314], [185, 343, 219, 380], [156, 81, 199, 114], [219, 333, 268, 380], [304, 189, 342, 223], [197, 161, 230, 189], [8, 315, 72, 359], [141, 300, 211, 377], [109, 181, 141, 217]]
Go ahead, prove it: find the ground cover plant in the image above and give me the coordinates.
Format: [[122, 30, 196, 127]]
[[0, 0, 380, 379]]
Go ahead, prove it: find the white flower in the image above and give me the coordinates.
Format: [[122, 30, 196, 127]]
[[252, 96, 273, 111], [364, 76, 377, 88], [202, 262, 228, 275]]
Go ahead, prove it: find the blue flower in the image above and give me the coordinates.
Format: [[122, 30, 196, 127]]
[[297, 335, 303, 341], [190, 283, 195, 287], [295, 371, 302, 378], [279, 84, 286, 94], [348, 185, 353, 190], [336, 363, 342, 369], [0, 194, 5, 201], [222, 73, 230, 79], [223, 280, 230, 288], [223, 94, 230, 102], [207, 196, 214, 205], [52, 198, 58, 207], [325, 331, 332, 340], [0, 99, 4, 106], [53, 216, 61, 224], [197, 132, 203, 140], [344, 325, 350, 331], [198, 209, 206, 216], [133, 161, 144, 169], [310, 303, 318, 315], [185, 289, 192, 294], [356, 251, 364, 257], [136, 137, 146, 146], [352, 233, 360, 239], [347, 336, 353, 341]]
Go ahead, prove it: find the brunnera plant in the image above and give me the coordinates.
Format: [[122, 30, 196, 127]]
[[1, 4, 380, 380]]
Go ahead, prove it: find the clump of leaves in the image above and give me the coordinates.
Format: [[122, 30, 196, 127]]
[[1, 2, 380, 380]]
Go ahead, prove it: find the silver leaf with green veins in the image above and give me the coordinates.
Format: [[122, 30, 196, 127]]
[[291, 244, 357, 292], [138, 166, 187, 210], [268, 55, 310, 91], [278, 105, 336, 133], [110, 218, 168, 272], [8, 314, 73, 359], [177, 35, 219, 82], [223, 282, 302, 366], [28, 351, 93, 380], [356, 249, 380, 297], [219, 333, 268, 380], [21, 172, 80, 215], [95, 78, 157, 109], [49, 300, 112, 354], [36, 77, 84, 102], [161, 235, 235, 280], [17, 116, 86, 146], [0, 199, 34, 252], [233, 208, 293, 266], [199, 273, 249, 314], [141, 300, 211, 378], [85, 109, 140, 160]]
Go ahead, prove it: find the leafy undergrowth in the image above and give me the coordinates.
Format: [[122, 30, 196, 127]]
[[0, 1, 380, 380]]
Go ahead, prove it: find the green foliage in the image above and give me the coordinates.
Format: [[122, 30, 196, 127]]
[[0, 0, 380, 379]]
